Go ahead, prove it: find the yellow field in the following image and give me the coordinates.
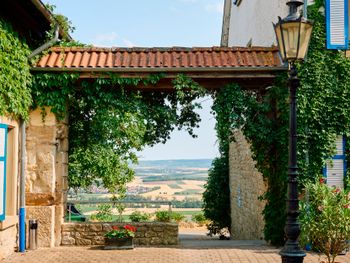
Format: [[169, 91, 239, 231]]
[[126, 177, 205, 201]]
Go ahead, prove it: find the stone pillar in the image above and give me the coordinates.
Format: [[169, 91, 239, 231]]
[[25, 108, 68, 247], [229, 130, 266, 239]]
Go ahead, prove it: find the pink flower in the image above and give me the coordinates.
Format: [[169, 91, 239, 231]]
[[319, 178, 326, 184], [332, 188, 341, 194], [124, 225, 136, 232]]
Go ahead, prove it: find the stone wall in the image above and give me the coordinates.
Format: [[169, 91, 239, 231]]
[[25, 108, 68, 247], [229, 130, 266, 240], [61, 222, 178, 246]]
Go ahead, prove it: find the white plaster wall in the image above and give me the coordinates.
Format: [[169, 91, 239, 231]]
[[228, 0, 289, 46]]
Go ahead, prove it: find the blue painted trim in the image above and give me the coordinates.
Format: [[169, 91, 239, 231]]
[[332, 155, 346, 159], [345, 0, 349, 49], [19, 207, 26, 252], [326, 0, 349, 49], [322, 166, 327, 178], [0, 124, 7, 222], [343, 135, 347, 178], [323, 135, 347, 183]]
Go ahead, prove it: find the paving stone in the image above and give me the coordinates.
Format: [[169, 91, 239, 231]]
[[2, 246, 350, 263]]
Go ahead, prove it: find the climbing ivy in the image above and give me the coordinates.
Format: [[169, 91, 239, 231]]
[[207, 80, 289, 244], [207, 0, 350, 245], [297, 1, 350, 182], [0, 19, 32, 119], [32, 73, 206, 195]]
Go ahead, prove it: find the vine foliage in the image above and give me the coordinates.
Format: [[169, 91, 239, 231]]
[[206, 0, 350, 245], [0, 19, 32, 119], [206, 81, 289, 244], [32, 73, 206, 196]]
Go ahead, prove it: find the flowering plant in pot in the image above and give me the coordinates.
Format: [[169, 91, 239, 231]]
[[104, 225, 137, 250]]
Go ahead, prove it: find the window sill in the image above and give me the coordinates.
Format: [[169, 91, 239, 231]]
[[0, 216, 18, 230]]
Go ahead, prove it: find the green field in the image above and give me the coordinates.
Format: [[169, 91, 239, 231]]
[[168, 184, 182, 189], [142, 174, 207, 182], [174, 189, 202, 195]]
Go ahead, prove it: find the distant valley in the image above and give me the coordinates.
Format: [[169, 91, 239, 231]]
[[128, 159, 212, 201], [70, 159, 213, 220]]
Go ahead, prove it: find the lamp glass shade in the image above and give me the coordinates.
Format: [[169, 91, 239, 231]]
[[274, 22, 286, 61], [297, 22, 313, 60], [274, 19, 313, 62]]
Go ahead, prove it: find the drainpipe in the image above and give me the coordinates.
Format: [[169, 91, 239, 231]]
[[18, 24, 61, 253], [18, 119, 26, 252], [303, 0, 308, 19], [28, 24, 60, 59]]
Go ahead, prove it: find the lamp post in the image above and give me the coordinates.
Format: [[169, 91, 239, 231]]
[[273, 1, 313, 263]]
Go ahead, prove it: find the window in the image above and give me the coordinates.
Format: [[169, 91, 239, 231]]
[[326, 0, 348, 49], [0, 124, 7, 221]]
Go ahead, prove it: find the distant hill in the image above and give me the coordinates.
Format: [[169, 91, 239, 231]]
[[136, 159, 213, 169]]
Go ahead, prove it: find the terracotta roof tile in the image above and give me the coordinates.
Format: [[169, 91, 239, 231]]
[[34, 46, 283, 70]]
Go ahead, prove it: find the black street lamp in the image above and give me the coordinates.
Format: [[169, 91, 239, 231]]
[[273, 1, 313, 263]]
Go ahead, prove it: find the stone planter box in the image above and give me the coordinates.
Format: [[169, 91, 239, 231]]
[[61, 222, 178, 246], [104, 237, 134, 250]]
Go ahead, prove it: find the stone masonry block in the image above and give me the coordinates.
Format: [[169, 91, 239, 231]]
[[26, 206, 55, 247]]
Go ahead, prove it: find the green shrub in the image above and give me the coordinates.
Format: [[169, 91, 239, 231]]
[[129, 211, 151, 222], [191, 213, 207, 226], [155, 210, 172, 222], [202, 157, 231, 235], [89, 204, 113, 222], [171, 212, 185, 223], [299, 178, 350, 263]]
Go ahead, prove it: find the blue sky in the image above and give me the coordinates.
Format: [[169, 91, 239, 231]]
[[43, 0, 224, 160]]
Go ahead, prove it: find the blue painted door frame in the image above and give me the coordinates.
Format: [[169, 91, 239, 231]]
[[0, 124, 8, 221]]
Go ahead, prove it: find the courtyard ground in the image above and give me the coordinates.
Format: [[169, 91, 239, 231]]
[[2, 244, 350, 263], [1, 226, 348, 263]]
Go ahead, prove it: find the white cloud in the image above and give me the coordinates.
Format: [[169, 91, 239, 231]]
[[93, 32, 118, 46], [169, 6, 183, 14], [91, 32, 136, 47], [205, 2, 224, 14], [122, 38, 136, 47]]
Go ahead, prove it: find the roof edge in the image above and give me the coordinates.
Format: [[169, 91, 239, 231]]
[[48, 46, 280, 52], [30, 0, 72, 41], [31, 66, 287, 73]]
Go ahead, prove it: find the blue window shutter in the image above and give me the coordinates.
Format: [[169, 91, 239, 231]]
[[0, 124, 7, 221], [324, 135, 346, 188], [326, 0, 349, 49]]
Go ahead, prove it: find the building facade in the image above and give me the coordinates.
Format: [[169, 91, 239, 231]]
[[222, 0, 288, 47], [0, 1, 68, 258]]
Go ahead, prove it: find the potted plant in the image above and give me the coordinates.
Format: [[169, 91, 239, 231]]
[[104, 224, 136, 250]]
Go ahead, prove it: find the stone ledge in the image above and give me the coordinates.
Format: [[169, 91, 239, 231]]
[[62, 222, 178, 247], [26, 193, 55, 206]]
